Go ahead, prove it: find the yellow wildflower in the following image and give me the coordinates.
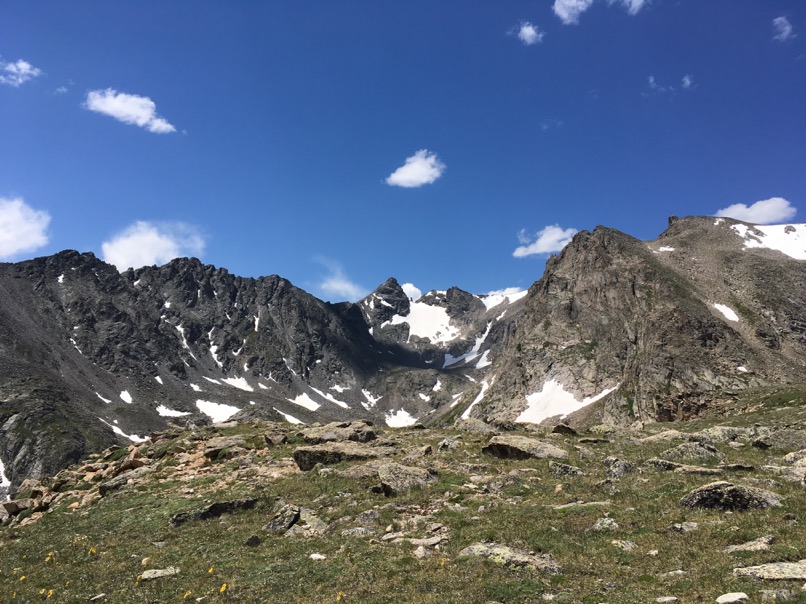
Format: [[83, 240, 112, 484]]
[[47, 590, 54, 599], [45, 551, 54, 562], [208, 564, 214, 574], [88, 546, 96, 555], [19, 576, 26, 582], [183, 591, 192, 599], [39, 589, 46, 595], [220, 583, 227, 593], [337, 592, 346, 601]]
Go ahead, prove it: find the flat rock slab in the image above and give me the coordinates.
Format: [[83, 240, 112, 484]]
[[716, 593, 748, 603], [723, 535, 774, 554], [679, 481, 782, 511], [733, 560, 806, 580], [140, 567, 180, 581], [292, 442, 396, 471], [482, 435, 568, 461], [457, 542, 560, 574], [377, 462, 435, 496], [203, 436, 247, 459], [170, 498, 258, 527], [301, 421, 377, 444]]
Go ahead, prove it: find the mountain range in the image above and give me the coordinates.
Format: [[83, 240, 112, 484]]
[[1, 215, 805, 495]]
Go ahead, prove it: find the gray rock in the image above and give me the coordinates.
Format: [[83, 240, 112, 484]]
[[264, 504, 300, 534], [668, 521, 699, 534], [292, 442, 396, 471], [592, 517, 619, 532], [482, 435, 568, 461], [377, 462, 436, 496], [548, 461, 584, 477], [284, 508, 329, 537], [457, 542, 560, 574], [660, 441, 724, 463], [611, 539, 637, 551], [603, 456, 634, 479], [301, 421, 377, 444], [733, 559, 806, 580], [551, 423, 578, 437], [724, 535, 774, 553], [680, 481, 782, 510], [454, 418, 499, 436], [140, 567, 180, 581], [203, 435, 247, 460], [170, 498, 259, 527]]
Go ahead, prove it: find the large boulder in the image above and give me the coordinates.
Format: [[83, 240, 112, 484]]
[[482, 435, 568, 460], [300, 421, 378, 444], [679, 481, 782, 510], [377, 463, 436, 496], [292, 442, 396, 471]]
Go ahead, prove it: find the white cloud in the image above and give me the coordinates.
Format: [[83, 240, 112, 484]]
[[84, 88, 176, 133], [646, 75, 672, 93], [715, 197, 797, 225], [316, 259, 366, 302], [554, 0, 645, 24], [401, 283, 422, 301], [553, 0, 595, 24], [513, 224, 578, 257], [773, 16, 795, 42], [681, 74, 694, 89], [0, 197, 51, 259], [385, 150, 446, 188], [609, 0, 646, 16], [517, 22, 544, 45], [101, 221, 205, 270], [0, 58, 42, 87]]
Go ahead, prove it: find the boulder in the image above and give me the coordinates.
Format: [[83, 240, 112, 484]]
[[300, 421, 377, 444], [292, 442, 395, 471], [454, 418, 499, 435], [660, 442, 724, 463], [733, 560, 806, 581], [457, 543, 560, 574], [264, 504, 300, 535], [169, 498, 258, 527], [377, 463, 436, 496], [679, 481, 782, 511], [203, 436, 247, 460], [482, 435, 568, 460], [140, 567, 180, 581], [603, 456, 634, 479], [549, 461, 584, 477]]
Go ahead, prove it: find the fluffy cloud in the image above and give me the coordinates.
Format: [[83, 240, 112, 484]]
[[553, 0, 645, 24], [401, 283, 422, 301], [773, 16, 795, 42], [0, 58, 42, 87], [101, 221, 205, 270], [84, 88, 176, 133], [513, 224, 578, 257], [316, 259, 367, 302], [385, 150, 446, 188], [0, 197, 51, 259], [715, 197, 797, 225], [517, 22, 544, 45], [681, 74, 694, 89]]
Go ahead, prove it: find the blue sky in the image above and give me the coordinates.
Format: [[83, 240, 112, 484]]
[[1, 1, 804, 301]]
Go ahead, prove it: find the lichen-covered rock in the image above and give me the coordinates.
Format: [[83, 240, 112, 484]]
[[733, 560, 806, 580], [660, 441, 724, 463], [457, 543, 560, 574], [377, 462, 435, 496], [482, 435, 568, 461], [292, 442, 396, 471], [679, 481, 782, 510], [300, 421, 378, 444]]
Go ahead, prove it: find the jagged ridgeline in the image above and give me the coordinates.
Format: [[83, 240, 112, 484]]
[[1, 215, 805, 492]]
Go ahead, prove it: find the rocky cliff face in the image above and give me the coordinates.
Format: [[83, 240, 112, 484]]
[[1, 216, 804, 492]]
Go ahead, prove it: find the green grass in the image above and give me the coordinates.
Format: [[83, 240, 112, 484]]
[[1, 397, 805, 603]]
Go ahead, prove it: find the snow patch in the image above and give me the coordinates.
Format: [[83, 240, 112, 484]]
[[310, 386, 350, 409], [99, 417, 147, 443], [714, 218, 725, 226], [713, 303, 740, 322], [480, 287, 527, 310], [444, 322, 493, 368], [154, 376, 163, 385], [516, 380, 620, 424], [461, 379, 492, 420], [732, 223, 806, 260], [221, 376, 254, 392], [156, 405, 190, 417], [418, 393, 430, 402], [432, 380, 442, 392], [70, 338, 83, 354], [202, 377, 222, 385], [737, 366, 749, 373], [658, 246, 675, 252], [361, 389, 382, 410], [190, 383, 202, 392], [258, 383, 269, 390], [120, 390, 133, 404], [210, 344, 224, 368], [475, 350, 491, 369], [384, 302, 459, 344], [195, 400, 241, 423], [287, 393, 321, 411], [58, 273, 65, 284], [331, 384, 348, 393], [0, 456, 12, 498], [385, 408, 418, 427], [274, 408, 304, 424], [96, 392, 112, 404]]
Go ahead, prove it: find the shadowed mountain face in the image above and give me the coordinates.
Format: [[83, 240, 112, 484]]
[[1, 216, 805, 492]]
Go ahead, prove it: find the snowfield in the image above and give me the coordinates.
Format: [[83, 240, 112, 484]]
[[516, 380, 620, 424], [732, 223, 806, 260]]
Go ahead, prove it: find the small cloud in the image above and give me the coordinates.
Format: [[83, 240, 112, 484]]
[[553, 0, 595, 25], [609, 0, 646, 16], [101, 221, 205, 271], [84, 88, 176, 134], [715, 197, 797, 225], [773, 16, 796, 42], [316, 258, 367, 302], [553, 0, 645, 24], [401, 283, 422, 301], [540, 118, 564, 131], [513, 224, 578, 257], [0, 58, 42, 87], [54, 86, 68, 94], [0, 197, 51, 259], [515, 21, 544, 45], [385, 150, 446, 188], [644, 75, 674, 96], [681, 74, 694, 89]]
